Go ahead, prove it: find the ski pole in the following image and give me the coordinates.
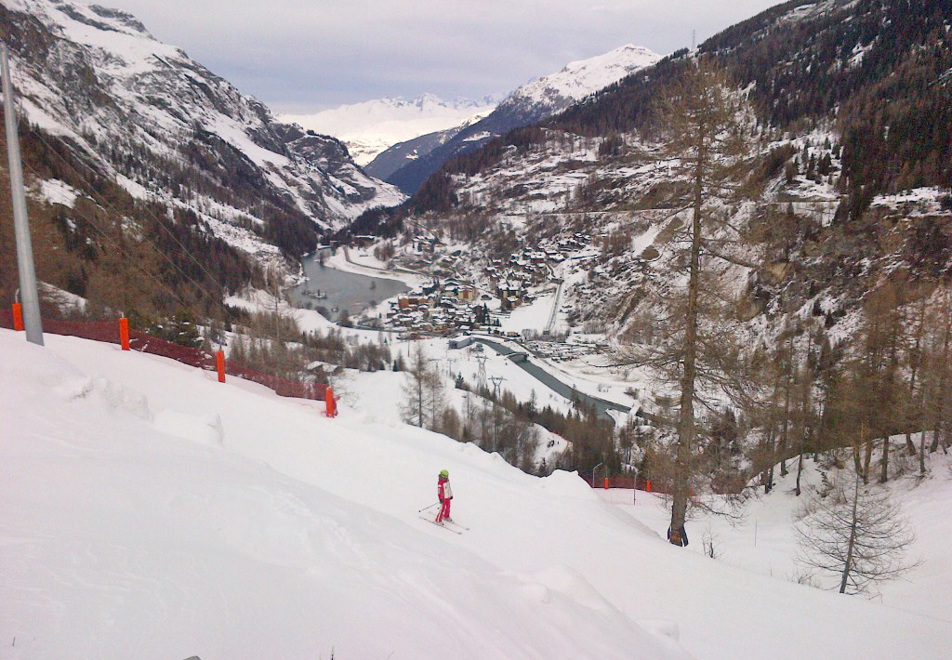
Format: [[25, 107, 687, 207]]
[[418, 502, 439, 513]]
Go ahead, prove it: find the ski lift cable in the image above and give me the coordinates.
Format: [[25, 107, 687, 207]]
[[24, 128, 239, 324]]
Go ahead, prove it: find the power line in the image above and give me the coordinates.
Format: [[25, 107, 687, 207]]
[[26, 129, 234, 316], [19, 159, 199, 319], [2, 57, 265, 326]]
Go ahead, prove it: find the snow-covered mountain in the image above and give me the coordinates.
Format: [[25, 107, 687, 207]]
[[502, 44, 661, 118], [396, 0, 951, 346], [385, 44, 661, 194], [2, 0, 403, 265], [363, 109, 492, 181], [280, 94, 498, 166]]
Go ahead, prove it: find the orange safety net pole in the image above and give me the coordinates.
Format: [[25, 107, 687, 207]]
[[325, 386, 337, 417], [118, 316, 130, 350], [11, 303, 23, 331], [216, 350, 226, 383]]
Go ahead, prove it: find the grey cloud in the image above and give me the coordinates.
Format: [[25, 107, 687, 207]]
[[99, 0, 787, 112]]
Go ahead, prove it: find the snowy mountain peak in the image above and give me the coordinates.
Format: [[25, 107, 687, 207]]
[[383, 44, 662, 194], [31, 1, 151, 37], [506, 44, 661, 109], [562, 44, 661, 83], [280, 94, 500, 165]]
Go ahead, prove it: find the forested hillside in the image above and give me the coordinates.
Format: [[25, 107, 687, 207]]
[[405, 0, 950, 214], [359, 0, 952, 497], [0, 0, 402, 333]]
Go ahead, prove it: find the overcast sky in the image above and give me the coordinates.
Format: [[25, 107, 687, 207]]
[[101, 0, 787, 113]]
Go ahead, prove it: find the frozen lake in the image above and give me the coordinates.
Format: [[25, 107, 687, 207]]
[[288, 250, 408, 322]]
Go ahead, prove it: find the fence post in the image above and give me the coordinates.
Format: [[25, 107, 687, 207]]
[[12, 302, 23, 331], [325, 386, 337, 417], [604, 476, 610, 489], [118, 316, 130, 350], [216, 350, 226, 383]]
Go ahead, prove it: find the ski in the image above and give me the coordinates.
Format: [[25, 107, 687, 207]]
[[418, 515, 464, 534], [442, 519, 469, 531]]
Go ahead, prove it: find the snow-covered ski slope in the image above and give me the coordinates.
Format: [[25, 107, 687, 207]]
[[1, 329, 949, 659]]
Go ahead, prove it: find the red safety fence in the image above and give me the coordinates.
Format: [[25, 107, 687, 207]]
[[127, 328, 217, 370], [225, 360, 327, 400], [1, 309, 328, 404], [579, 474, 666, 493]]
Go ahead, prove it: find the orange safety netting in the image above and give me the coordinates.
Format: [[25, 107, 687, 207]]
[[580, 474, 662, 492], [225, 361, 328, 400], [1, 310, 328, 403]]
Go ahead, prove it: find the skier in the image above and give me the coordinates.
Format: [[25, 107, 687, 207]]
[[436, 469, 453, 524]]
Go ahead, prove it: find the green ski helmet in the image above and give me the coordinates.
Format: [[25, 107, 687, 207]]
[[439, 469, 449, 478]]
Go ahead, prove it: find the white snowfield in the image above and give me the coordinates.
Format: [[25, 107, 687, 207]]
[[1, 329, 949, 659], [281, 94, 498, 166], [507, 44, 661, 109]]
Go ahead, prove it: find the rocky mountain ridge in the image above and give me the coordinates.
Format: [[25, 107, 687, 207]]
[[2, 0, 403, 265], [388, 0, 951, 350], [384, 44, 661, 195], [363, 109, 492, 181]]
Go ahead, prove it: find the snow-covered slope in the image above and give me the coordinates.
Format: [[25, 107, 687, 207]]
[[502, 44, 661, 117], [281, 94, 498, 166], [2, 0, 403, 253], [364, 108, 493, 180], [2, 328, 949, 659], [386, 44, 661, 194], [619, 451, 952, 619]]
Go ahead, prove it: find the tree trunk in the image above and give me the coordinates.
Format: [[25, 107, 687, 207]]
[[796, 332, 817, 496], [863, 436, 873, 485], [795, 451, 805, 497], [670, 113, 706, 544], [780, 354, 793, 478], [764, 368, 783, 494], [839, 476, 860, 594], [930, 313, 951, 452], [813, 401, 827, 461], [880, 302, 903, 484], [905, 294, 927, 455], [880, 436, 890, 484], [795, 371, 811, 497]]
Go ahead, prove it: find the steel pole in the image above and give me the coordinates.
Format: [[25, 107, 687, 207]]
[[2, 43, 43, 346]]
